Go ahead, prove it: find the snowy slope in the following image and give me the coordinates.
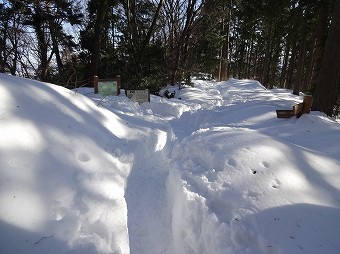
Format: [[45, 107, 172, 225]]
[[1, 73, 340, 254]]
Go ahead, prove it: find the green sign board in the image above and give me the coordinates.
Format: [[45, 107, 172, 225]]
[[98, 81, 118, 96]]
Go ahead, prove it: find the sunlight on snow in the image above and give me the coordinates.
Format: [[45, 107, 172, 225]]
[[0, 185, 46, 231], [251, 144, 288, 162], [0, 83, 13, 105], [154, 129, 167, 151], [69, 92, 96, 114], [0, 119, 44, 151], [100, 109, 147, 140]]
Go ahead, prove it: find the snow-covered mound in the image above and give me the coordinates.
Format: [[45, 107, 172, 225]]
[[1, 74, 340, 254]]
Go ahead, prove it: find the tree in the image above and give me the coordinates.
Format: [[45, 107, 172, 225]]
[[161, 0, 205, 84], [123, 0, 165, 87], [312, 0, 340, 116], [218, 0, 232, 81], [0, 0, 27, 75], [89, 0, 109, 78], [292, 3, 308, 95], [306, 0, 332, 94], [0, 0, 83, 81]]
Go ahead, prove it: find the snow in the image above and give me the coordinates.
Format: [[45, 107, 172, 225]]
[[1, 73, 340, 254]]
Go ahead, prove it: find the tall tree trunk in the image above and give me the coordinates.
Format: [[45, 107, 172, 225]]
[[302, 41, 315, 91], [312, 0, 340, 116], [261, 25, 273, 87], [246, 28, 255, 79], [252, 48, 258, 79], [125, 0, 165, 87], [49, 21, 63, 74], [308, 2, 329, 94], [139, 0, 164, 60], [90, 0, 108, 78], [33, 12, 49, 81], [169, 0, 203, 84], [280, 39, 290, 87], [286, 40, 298, 89], [218, 1, 231, 81], [269, 41, 281, 89], [33, 3, 49, 80], [293, 25, 307, 95], [0, 21, 8, 73]]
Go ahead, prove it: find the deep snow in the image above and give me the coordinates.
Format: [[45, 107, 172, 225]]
[[0, 73, 340, 254]]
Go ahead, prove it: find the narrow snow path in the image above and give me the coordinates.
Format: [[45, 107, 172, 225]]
[[124, 124, 175, 254], [125, 155, 172, 253]]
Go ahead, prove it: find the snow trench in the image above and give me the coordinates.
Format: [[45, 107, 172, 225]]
[[124, 126, 175, 253], [122, 118, 233, 254], [121, 112, 237, 254]]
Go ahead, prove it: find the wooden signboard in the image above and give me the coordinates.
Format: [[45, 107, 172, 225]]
[[94, 75, 121, 96], [126, 89, 150, 104], [276, 110, 294, 118]]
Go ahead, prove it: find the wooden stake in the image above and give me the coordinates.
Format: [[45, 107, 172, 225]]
[[302, 95, 313, 114], [94, 76, 99, 94], [116, 75, 121, 95]]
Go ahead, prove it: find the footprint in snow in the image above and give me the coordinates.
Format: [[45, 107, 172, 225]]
[[227, 158, 237, 167], [261, 161, 270, 169], [78, 152, 91, 162], [271, 179, 281, 189]]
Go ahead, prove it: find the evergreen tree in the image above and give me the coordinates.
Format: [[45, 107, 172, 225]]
[[0, 0, 82, 81], [0, 0, 27, 75]]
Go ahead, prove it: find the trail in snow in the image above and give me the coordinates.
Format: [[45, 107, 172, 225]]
[[73, 79, 340, 254], [125, 129, 173, 254], [119, 83, 227, 253], [101, 101, 177, 253], [2, 74, 340, 254], [122, 79, 317, 253]]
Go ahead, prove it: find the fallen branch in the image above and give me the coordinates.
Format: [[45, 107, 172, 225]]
[[35, 235, 53, 245]]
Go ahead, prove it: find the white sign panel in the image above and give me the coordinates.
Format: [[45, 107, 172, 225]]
[[126, 89, 150, 103]]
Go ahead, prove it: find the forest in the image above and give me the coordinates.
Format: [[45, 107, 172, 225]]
[[0, 0, 339, 116]]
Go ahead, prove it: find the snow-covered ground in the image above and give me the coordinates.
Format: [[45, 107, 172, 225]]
[[1, 73, 340, 254]]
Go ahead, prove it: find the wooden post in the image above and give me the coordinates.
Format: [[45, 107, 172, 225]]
[[293, 103, 304, 116], [116, 75, 121, 95], [296, 95, 313, 118], [94, 76, 99, 94], [302, 95, 313, 114]]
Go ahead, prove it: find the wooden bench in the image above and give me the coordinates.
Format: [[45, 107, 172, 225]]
[[276, 95, 313, 118]]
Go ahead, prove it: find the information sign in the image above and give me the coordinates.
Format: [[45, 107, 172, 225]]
[[98, 81, 118, 96], [126, 89, 150, 103]]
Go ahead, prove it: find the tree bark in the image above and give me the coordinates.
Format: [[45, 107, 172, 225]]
[[169, 0, 203, 84], [279, 39, 290, 87], [286, 40, 298, 89], [292, 25, 307, 95], [312, 0, 340, 116], [218, 1, 231, 81], [139, 0, 164, 59], [307, 2, 329, 94], [32, 2, 50, 80], [90, 0, 108, 78], [261, 25, 273, 87]]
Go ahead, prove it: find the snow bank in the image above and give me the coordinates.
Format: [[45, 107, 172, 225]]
[[1, 73, 340, 254], [164, 79, 340, 254], [0, 74, 136, 253]]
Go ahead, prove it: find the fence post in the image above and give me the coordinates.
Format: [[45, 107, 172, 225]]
[[302, 95, 313, 114], [94, 76, 99, 94], [116, 75, 121, 95]]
